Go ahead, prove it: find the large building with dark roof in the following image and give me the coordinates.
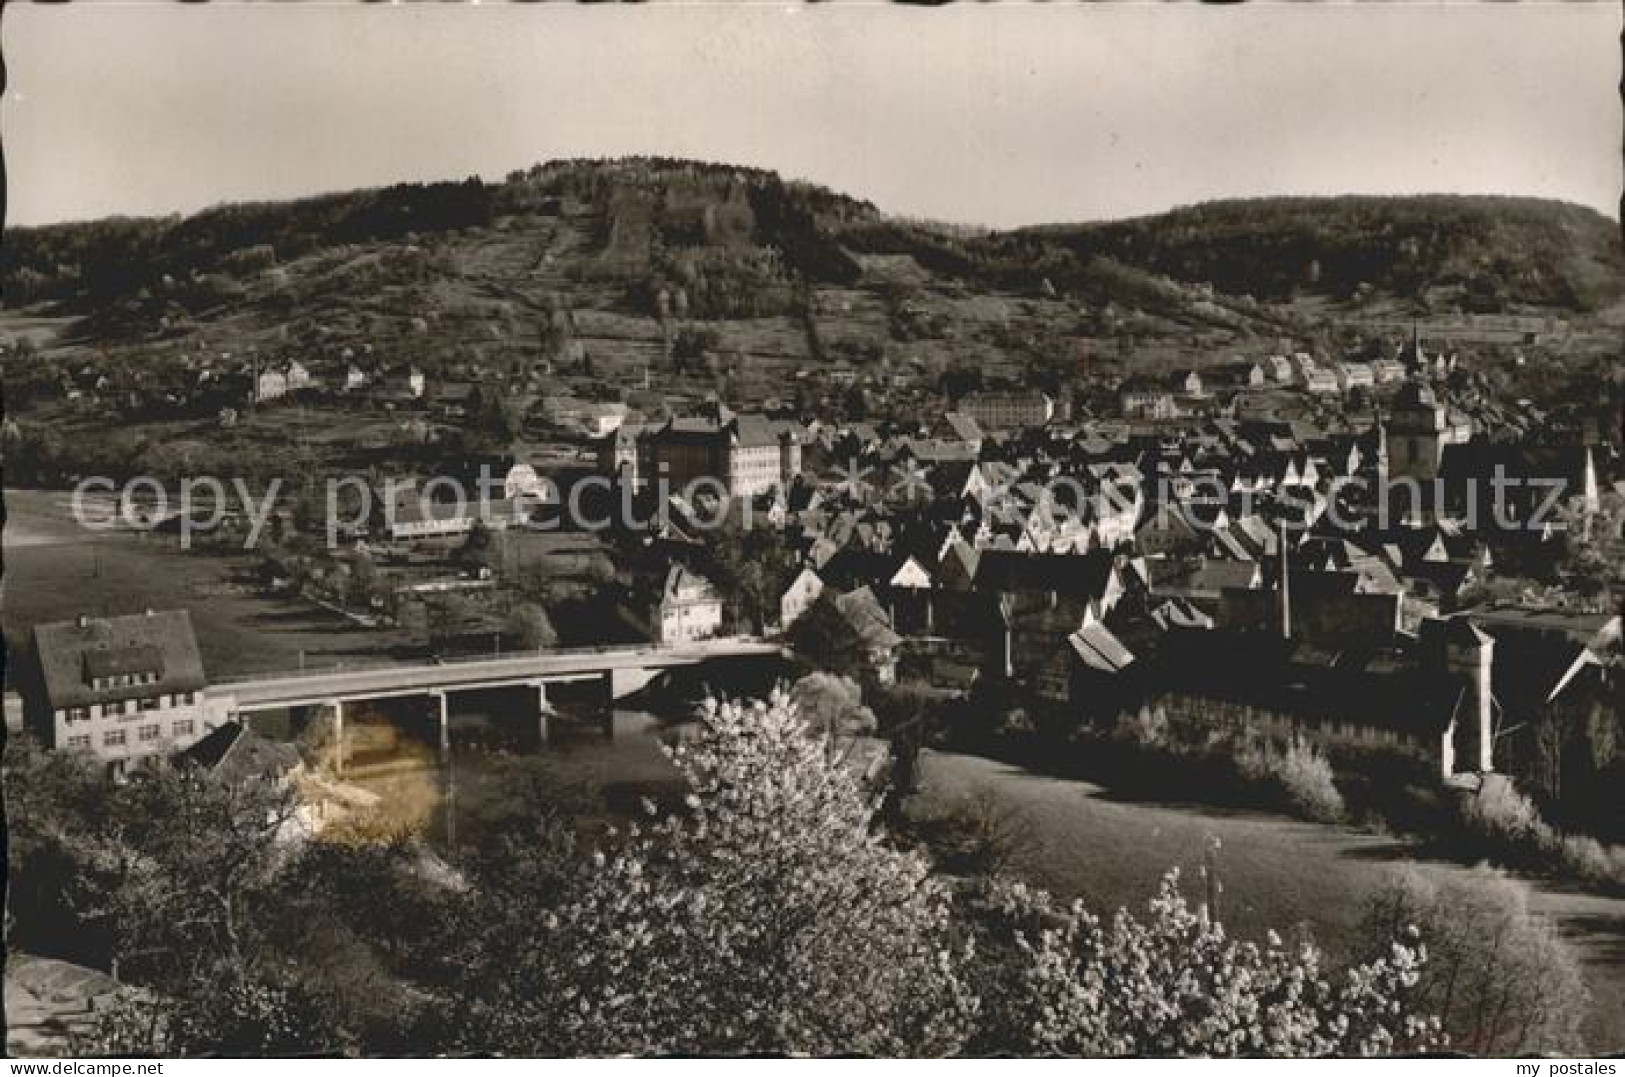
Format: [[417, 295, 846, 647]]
[[32, 610, 212, 777], [622, 404, 803, 498]]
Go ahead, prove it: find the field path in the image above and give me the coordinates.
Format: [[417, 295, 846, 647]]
[[915, 749, 1625, 1051]]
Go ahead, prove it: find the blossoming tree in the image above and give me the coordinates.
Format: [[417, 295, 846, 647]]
[[965, 870, 1443, 1057], [464, 689, 974, 1056]]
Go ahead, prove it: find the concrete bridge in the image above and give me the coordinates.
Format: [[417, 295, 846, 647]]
[[204, 638, 785, 772]]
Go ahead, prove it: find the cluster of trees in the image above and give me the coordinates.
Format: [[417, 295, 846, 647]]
[[581, 163, 862, 320], [4, 179, 496, 313], [1107, 706, 1349, 825], [746, 180, 863, 287], [2, 421, 127, 487], [504, 601, 559, 650], [259, 545, 394, 619], [842, 218, 1280, 335], [655, 244, 797, 320], [13, 689, 1535, 1058], [706, 515, 802, 634], [1453, 778, 1625, 895], [840, 193, 1623, 322], [7, 738, 379, 1054], [1026, 195, 1624, 312], [1360, 867, 1590, 1054], [0, 421, 292, 490]]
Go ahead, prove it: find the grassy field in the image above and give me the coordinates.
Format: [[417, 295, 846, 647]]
[[912, 748, 1625, 1052], [3, 488, 419, 680]]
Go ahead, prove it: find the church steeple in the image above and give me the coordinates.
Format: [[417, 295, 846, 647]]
[[1398, 322, 1428, 372]]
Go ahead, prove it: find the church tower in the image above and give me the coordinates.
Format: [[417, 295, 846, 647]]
[[1386, 382, 1446, 483]]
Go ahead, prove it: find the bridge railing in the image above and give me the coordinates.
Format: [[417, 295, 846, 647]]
[[205, 636, 772, 687]]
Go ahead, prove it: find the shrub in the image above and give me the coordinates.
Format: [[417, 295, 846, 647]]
[[1361, 867, 1590, 1055], [1114, 704, 1170, 750], [1553, 833, 1625, 893], [998, 706, 1036, 737], [969, 869, 1441, 1057], [1453, 777, 1625, 893], [1459, 778, 1544, 851], [1238, 735, 1346, 823], [913, 791, 1037, 878], [1273, 737, 1346, 823], [790, 671, 877, 739]]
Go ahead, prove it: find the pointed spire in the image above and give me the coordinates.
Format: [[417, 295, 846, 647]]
[[1399, 322, 1427, 371]]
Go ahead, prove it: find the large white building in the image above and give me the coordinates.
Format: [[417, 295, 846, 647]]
[[956, 389, 1054, 431], [654, 565, 724, 643], [33, 611, 213, 778]]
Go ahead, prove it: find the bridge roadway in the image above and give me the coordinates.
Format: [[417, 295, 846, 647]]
[[207, 638, 786, 713], [206, 638, 786, 773]]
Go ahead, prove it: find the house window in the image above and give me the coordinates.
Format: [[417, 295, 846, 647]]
[[173, 719, 195, 737], [67, 735, 92, 751], [181, 691, 196, 705], [139, 697, 161, 712], [103, 729, 126, 747], [138, 724, 162, 742], [67, 706, 89, 722]]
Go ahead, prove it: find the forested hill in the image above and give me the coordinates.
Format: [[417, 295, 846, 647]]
[[0, 159, 879, 318], [1023, 196, 1625, 313], [3, 161, 1620, 357]]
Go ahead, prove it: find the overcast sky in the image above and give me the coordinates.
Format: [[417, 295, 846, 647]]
[[4, 2, 1620, 229]]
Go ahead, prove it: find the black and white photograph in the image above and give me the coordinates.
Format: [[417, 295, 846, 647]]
[[2, 1, 1622, 1063]]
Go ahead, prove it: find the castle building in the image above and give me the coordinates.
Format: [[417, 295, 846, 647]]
[[625, 404, 802, 498], [956, 389, 1054, 432]]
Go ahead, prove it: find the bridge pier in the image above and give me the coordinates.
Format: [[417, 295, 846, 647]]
[[431, 690, 449, 763], [330, 698, 345, 776], [532, 681, 551, 746], [600, 671, 615, 739]]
